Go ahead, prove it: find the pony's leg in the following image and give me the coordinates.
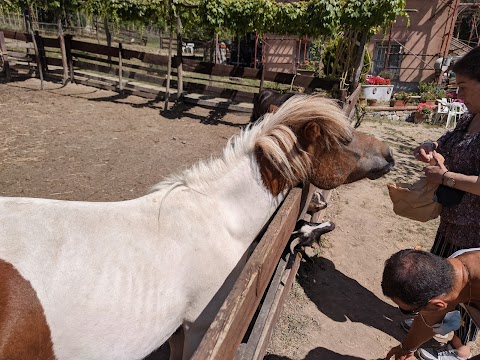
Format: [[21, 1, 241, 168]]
[[168, 327, 185, 360]]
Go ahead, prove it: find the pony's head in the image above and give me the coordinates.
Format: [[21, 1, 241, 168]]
[[254, 95, 394, 194]]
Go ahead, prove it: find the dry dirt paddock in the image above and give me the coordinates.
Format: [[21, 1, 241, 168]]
[[0, 79, 477, 359]]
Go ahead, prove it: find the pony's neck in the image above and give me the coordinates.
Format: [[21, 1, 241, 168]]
[[200, 155, 287, 242]]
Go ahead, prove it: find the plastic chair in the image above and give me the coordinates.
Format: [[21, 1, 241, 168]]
[[434, 98, 449, 124], [445, 102, 467, 129]]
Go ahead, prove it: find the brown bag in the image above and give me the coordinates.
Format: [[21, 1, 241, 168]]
[[387, 178, 442, 222], [387, 152, 444, 222]]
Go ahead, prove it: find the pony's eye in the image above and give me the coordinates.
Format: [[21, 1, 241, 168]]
[[341, 137, 353, 146]]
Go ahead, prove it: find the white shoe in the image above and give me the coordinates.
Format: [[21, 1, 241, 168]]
[[417, 343, 471, 360]]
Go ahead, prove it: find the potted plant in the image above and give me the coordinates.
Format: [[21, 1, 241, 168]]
[[361, 74, 394, 103], [420, 91, 436, 105], [418, 82, 442, 105], [391, 91, 409, 107], [415, 103, 434, 123], [367, 98, 377, 106]]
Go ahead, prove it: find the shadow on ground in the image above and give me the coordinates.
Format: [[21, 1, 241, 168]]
[[297, 257, 405, 341], [265, 347, 368, 359]]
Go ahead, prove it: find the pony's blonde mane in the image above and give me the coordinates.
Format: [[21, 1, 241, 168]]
[[149, 95, 351, 193]]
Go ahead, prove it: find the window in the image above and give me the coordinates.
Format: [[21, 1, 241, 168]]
[[372, 42, 404, 78]]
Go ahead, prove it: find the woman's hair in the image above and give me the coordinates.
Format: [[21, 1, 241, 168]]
[[452, 46, 480, 82], [382, 249, 455, 307]]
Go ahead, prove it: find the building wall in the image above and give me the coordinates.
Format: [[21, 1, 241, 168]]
[[264, 34, 297, 73], [368, 0, 453, 83]]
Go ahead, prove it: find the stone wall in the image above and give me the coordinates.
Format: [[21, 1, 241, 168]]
[[364, 110, 414, 122]]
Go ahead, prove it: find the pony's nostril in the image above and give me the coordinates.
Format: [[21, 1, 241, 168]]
[[386, 149, 395, 166]]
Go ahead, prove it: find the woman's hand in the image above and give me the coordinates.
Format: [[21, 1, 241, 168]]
[[384, 345, 416, 360], [413, 140, 437, 163], [424, 152, 448, 184]]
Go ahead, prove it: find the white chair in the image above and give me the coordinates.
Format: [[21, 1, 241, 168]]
[[445, 102, 467, 129], [434, 98, 449, 124]]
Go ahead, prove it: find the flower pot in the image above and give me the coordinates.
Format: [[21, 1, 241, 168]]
[[361, 84, 394, 102], [367, 99, 377, 106], [414, 112, 430, 124], [391, 100, 406, 107]]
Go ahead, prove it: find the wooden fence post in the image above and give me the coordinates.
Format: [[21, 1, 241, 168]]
[[35, 31, 47, 74], [118, 42, 123, 91], [57, 15, 69, 84], [23, 8, 43, 89], [176, 14, 183, 100], [164, 24, 174, 110], [0, 31, 11, 81], [352, 31, 367, 91], [64, 34, 74, 83], [259, 34, 266, 92]]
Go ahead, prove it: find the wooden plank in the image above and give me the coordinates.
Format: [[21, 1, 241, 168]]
[[183, 82, 255, 103], [1, 30, 29, 42], [251, 252, 302, 360], [71, 39, 118, 58], [182, 95, 253, 113], [235, 255, 289, 360], [121, 48, 170, 66], [182, 58, 262, 79], [191, 187, 303, 360], [42, 37, 60, 49], [343, 84, 362, 123], [293, 76, 340, 92]]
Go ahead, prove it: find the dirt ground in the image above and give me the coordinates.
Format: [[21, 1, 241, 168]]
[[0, 79, 477, 359]]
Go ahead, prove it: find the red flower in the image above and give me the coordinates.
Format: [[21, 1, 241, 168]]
[[365, 75, 390, 85]]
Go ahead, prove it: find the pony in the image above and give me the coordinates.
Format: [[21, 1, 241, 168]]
[[0, 95, 394, 360], [250, 89, 296, 122]]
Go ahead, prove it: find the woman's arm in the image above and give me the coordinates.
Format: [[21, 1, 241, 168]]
[[423, 153, 480, 196]]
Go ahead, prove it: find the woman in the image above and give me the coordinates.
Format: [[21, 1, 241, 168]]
[[409, 46, 480, 360]]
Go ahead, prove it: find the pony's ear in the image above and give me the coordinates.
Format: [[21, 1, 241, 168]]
[[268, 104, 279, 113], [302, 121, 321, 143]]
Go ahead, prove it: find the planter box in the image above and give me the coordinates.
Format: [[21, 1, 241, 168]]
[[361, 85, 394, 102]]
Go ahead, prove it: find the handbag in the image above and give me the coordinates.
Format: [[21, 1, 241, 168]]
[[387, 178, 442, 222], [434, 184, 465, 207]]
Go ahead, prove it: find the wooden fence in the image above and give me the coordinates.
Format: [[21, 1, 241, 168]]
[[0, 30, 344, 111]]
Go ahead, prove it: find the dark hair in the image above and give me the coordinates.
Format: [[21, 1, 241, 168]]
[[452, 46, 480, 82], [381, 249, 455, 307]]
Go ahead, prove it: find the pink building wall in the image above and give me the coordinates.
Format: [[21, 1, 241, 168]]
[[368, 0, 453, 83]]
